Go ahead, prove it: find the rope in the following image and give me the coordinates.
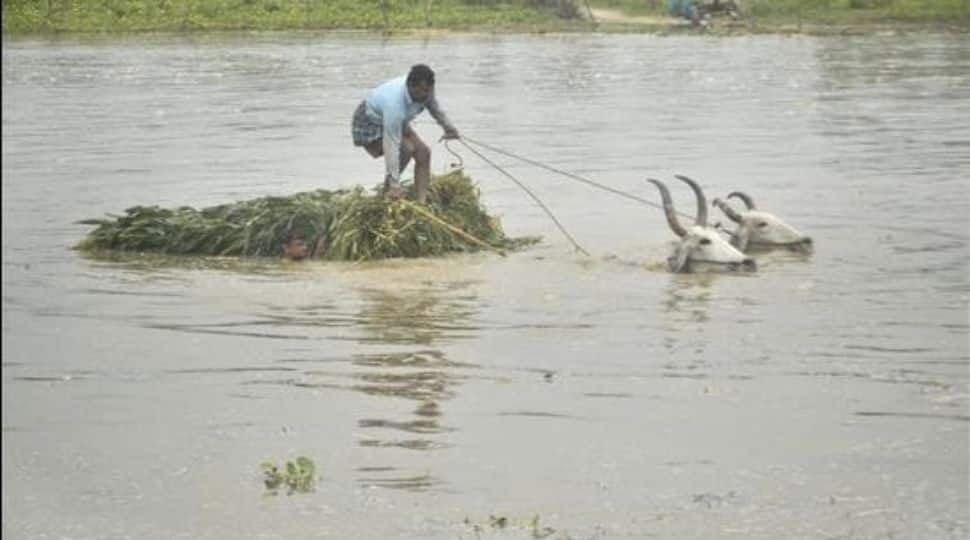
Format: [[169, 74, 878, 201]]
[[399, 200, 507, 258], [456, 139, 590, 257], [461, 136, 695, 221], [443, 139, 464, 170]]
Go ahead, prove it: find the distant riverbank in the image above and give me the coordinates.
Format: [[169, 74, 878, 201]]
[[590, 0, 969, 35], [1, 0, 584, 34], [2, 0, 967, 35]]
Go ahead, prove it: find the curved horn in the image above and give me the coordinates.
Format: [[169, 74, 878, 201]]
[[674, 175, 708, 227], [727, 191, 756, 210], [646, 178, 687, 238], [712, 198, 743, 224]]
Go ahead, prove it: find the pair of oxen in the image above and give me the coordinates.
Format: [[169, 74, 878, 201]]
[[648, 175, 813, 273]]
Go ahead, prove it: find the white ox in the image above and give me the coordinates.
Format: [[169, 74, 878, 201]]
[[711, 191, 813, 253], [647, 175, 756, 273]]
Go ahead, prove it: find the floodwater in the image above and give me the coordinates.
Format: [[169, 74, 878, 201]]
[[2, 31, 969, 539]]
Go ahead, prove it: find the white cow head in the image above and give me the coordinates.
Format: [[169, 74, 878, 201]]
[[647, 175, 756, 273], [711, 192, 813, 253]]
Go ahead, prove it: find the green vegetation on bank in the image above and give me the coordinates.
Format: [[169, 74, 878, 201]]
[[591, 0, 968, 26], [3, 0, 965, 36], [1, 0, 587, 33]]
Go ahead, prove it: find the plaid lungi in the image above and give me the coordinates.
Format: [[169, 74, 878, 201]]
[[351, 101, 382, 146]]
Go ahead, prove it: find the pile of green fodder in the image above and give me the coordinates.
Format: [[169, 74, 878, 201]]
[[75, 170, 538, 261]]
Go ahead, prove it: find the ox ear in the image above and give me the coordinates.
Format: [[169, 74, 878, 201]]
[[734, 226, 751, 252], [668, 241, 692, 273]]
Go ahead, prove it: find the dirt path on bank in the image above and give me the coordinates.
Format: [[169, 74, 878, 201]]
[[588, 7, 686, 26]]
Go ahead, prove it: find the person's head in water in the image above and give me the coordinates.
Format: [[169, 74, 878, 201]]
[[406, 64, 435, 104], [281, 230, 310, 261]]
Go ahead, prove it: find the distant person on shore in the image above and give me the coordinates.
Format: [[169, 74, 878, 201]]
[[668, 0, 738, 25], [351, 64, 460, 204], [668, 0, 700, 24]]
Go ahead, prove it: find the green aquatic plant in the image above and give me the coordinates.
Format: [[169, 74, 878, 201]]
[[75, 170, 539, 261], [462, 513, 564, 539], [261, 456, 316, 495]]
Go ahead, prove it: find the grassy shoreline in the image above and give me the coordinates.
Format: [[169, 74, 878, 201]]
[[1, 0, 585, 34], [2, 0, 967, 35], [591, 0, 969, 34]]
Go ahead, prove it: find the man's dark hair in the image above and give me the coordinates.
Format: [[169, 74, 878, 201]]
[[407, 64, 435, 87], [283, 230, 306, 243]]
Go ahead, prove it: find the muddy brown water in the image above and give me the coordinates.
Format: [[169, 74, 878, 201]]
[[2, 32, 968, 539]]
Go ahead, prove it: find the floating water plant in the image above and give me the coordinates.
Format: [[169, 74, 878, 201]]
[[261, 456, 316, 495], [75, 171, 539, 261], [462, 513, 561, 539]]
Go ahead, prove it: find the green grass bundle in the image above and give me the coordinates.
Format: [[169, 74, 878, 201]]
[[75, 170, 539, 261]]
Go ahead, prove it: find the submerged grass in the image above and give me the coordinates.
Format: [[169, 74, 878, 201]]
[[75, 170, 539, 261], [461, 514, 570, 539]]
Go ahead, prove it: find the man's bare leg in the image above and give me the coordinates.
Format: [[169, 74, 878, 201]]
[[363, 139, 402, 197], [364, 139, 383, 158], [403, 128, 431, 204], [363, 134, 428, 202], [399, 143, 413, 179]]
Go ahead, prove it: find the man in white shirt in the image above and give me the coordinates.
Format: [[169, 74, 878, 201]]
[[352, 64, 460, 204]]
